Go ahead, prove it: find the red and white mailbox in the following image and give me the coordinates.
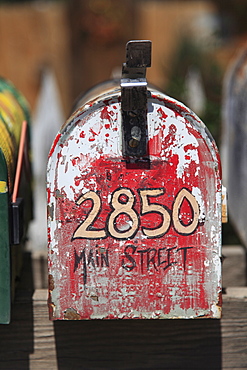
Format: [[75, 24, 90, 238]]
[[47, 41, 223, 320]]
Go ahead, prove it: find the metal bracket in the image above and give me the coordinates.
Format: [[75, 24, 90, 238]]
[[121, 40, 152, 157], [11, 197, 24, 245]]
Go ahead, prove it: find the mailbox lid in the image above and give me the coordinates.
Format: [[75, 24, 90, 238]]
[[47, 88, 222, 320]]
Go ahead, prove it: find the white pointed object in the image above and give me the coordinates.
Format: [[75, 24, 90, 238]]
[[29, 68, 64, 252], [185, 67, 206, 116]]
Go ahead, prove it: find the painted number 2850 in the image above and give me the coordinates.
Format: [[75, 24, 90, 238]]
[[72, 187, 200, 241]]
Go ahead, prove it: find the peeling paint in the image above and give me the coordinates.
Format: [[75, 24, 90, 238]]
[[47, 85, 222, 320], [64, 307, 81, 320], [48, 274, 54, 291]]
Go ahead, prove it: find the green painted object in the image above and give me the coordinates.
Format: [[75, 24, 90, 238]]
[[0, 149, 10, 324], [0, 77, 32, 324]]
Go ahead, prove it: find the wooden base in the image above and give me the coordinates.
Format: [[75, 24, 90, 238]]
[[0, 289, 246, 369]]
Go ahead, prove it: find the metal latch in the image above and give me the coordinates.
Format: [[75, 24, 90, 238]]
[[121, 40, 152, 157]]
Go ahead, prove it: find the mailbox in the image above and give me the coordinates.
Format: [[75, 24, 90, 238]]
[[221, 46, 247, 247], [47, 41, 223, 320], [0, 77, 32, 324]]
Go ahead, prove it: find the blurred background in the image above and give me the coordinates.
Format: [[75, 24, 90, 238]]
[[1, 0, 246, 250], [1, 0, 246, 122]]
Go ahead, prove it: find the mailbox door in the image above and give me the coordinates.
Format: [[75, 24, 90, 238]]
[[47, 89, 222, 320]]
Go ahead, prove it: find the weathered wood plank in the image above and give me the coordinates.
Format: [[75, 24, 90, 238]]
[[222, 297, 247, 369], [0, 288, 246, 369]]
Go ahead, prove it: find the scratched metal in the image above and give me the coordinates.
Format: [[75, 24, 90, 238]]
[[221, 46, 247, 248], [47, 85, 222, 320]]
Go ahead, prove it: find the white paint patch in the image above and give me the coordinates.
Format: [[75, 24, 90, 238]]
[[149, 104, 200, 178], [192, 186, 205, 222], [49, 101, 121, 201]]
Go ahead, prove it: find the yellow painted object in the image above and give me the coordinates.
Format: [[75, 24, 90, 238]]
[[0, 181, 7, 194], [0, 90, 25, 143], [0, 120, 16, 192], [0, 78, 30, 192]]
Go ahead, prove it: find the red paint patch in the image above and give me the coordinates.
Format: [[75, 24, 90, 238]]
[[174, 110, 183, 118], [72, 157, 80, 166], [47, 227, 51, 243], [48, 133, 61, 158], [157, 107, 168, 121], [184, 143, 196, 151], [47, 187, 52, 203], [100, 106, 113, 121], [89, 128, 97, 136]]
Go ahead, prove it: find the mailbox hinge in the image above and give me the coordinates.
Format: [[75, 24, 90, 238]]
[[121, 40, 151, 157]]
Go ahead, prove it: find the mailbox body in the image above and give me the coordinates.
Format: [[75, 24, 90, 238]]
[[221, 47, 247, 247], [47, 84, 222, 320]]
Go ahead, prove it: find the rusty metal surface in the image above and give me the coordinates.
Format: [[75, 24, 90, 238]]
[[221, 46, 247, 247], [47, 84, 222, 320]]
